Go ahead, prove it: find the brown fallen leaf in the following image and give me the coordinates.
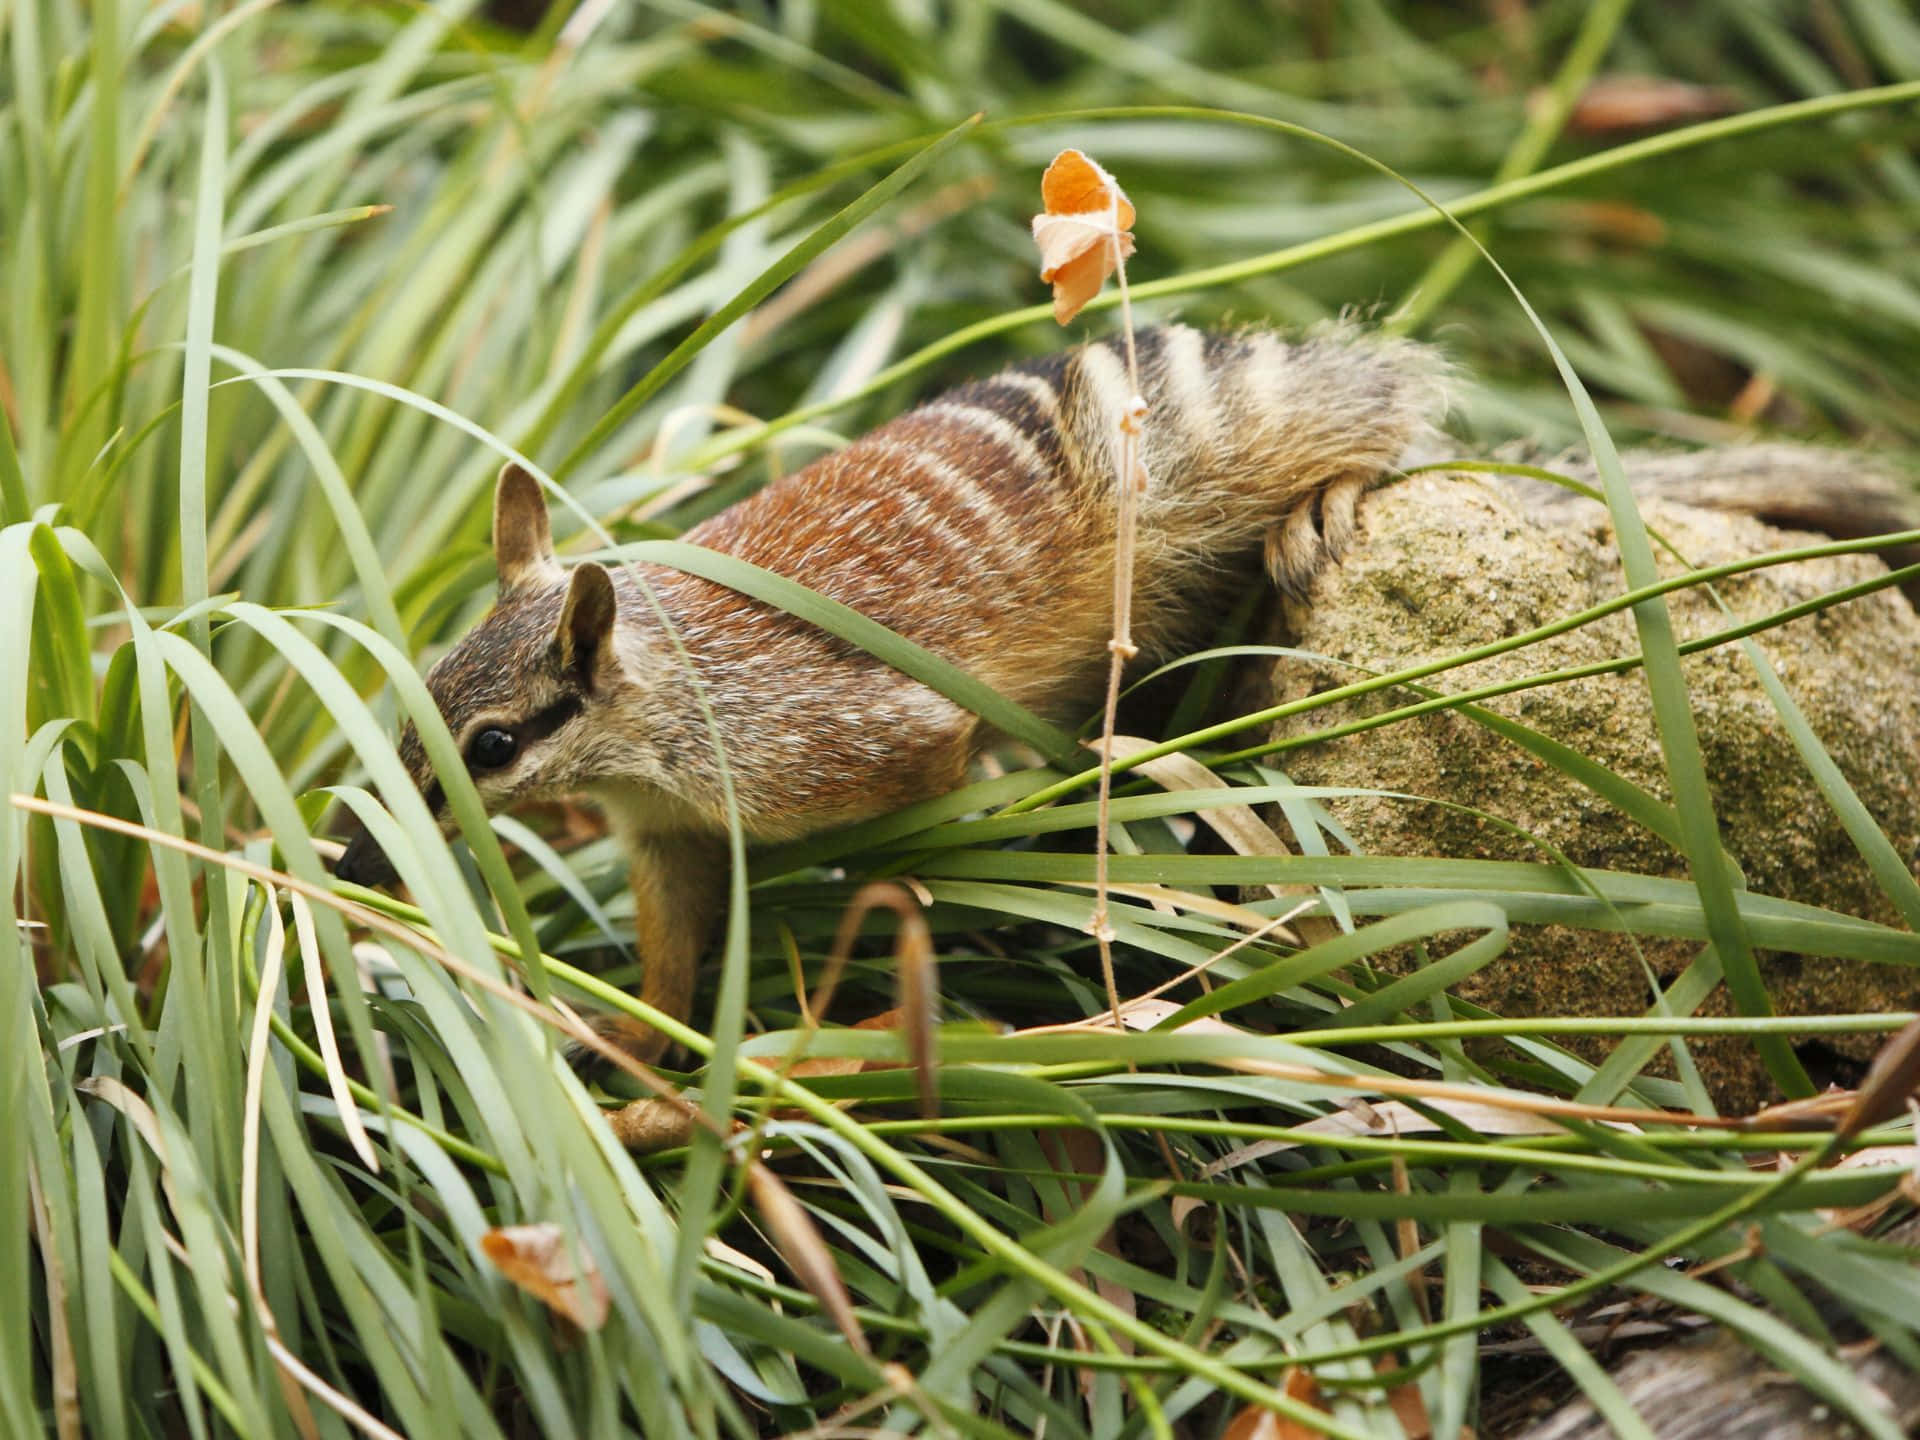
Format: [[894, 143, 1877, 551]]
[[1099, 736, 1333, 946], [776, 1005, 910, 1081], [1558, 74, 1740, 134], [1741, 1084, 1856, 1134], [605, 1097, 700, 1152], [1556, 199, 1668, 247], [480, 1223, 610, 1331], [1222, 1411, 1286, 1440], [1170, 1194, 1210, 1235]]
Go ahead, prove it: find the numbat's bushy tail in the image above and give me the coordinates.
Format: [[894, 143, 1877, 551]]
[[334, 323, 1448, 1063], [1501, 443, 1920, 605]]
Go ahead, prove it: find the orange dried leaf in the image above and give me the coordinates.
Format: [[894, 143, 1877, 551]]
[[481, 1223, 610, 1330], [1222, 1367, 1326, 1440], [1382, 1355, 1436, 1439], [1040, 148, 1135, 224], [1221, 1408, 1286, 1440], [1032, 149, 1136, 325]]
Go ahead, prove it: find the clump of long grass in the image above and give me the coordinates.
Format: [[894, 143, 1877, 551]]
[[8, 4, 1920, 1437]]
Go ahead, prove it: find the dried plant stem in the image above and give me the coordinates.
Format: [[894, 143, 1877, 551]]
[[1089, 200, 1147, 1036]]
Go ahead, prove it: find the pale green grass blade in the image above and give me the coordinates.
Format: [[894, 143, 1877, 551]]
[[39, 745, 154, 1071], [911, 850, 1920, 966], [5, 521, 53, 1436], [1519, 338, 1806, 1094], [0, 409, 26, 525], [1485, 1256, 1653, 1440], [1736, 641, 1920, 931], [15, 8, 1920, 1433], [60, 0, 121, 492], [1394, 0, 1635, 330], [678, 85, 1920, 476], [0, 946, 33, 1440], [556, 112, 983, 478], [207, 348, 408, 647], [65, 1091, 131, 1440], [1160, 901, 1509, 1028]]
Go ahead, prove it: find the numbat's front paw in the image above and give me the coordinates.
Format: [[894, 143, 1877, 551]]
[[569, 1010, 676, 1070], [1264, 470, 1373, 596]]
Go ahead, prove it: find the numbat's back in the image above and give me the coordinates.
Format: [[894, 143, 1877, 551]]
[[334, 323, 1448, 1059]]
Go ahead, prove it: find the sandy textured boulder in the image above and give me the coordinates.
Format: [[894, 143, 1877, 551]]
[[1264, 467, 1920, 1110]]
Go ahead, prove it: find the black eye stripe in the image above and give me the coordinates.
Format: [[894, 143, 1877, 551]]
[[521, 695, 584, 743], [439, 695, 586, 796], [458, 696, 584, 767]]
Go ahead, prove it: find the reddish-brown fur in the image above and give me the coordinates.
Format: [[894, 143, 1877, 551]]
[[336, 323, 1450, 1078], [331, 328, 1920, 1149]]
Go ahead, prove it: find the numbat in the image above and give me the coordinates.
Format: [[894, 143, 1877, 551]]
[[334, 324, 1448, 1058]]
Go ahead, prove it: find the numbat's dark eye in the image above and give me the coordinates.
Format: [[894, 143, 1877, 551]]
[[467, 727, 519, 770]]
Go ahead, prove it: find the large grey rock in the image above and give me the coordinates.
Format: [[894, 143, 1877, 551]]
[[1518, 1324, 1920, 1439], [1519, 1209, 1920, 1437], [1265, 468, 1920, 1111]]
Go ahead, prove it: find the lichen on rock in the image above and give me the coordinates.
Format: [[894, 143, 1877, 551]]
[[1263, 466, 1920, 1111]]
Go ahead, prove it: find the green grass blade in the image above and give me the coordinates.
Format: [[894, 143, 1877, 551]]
[[555, 112, 983, 479], [0, 408, 27, 525], [618, 540, 1079, 766]]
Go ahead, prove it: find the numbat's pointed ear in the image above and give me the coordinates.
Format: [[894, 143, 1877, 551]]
[[494, 462, 559, 592], [555, 561, 617, 686]]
